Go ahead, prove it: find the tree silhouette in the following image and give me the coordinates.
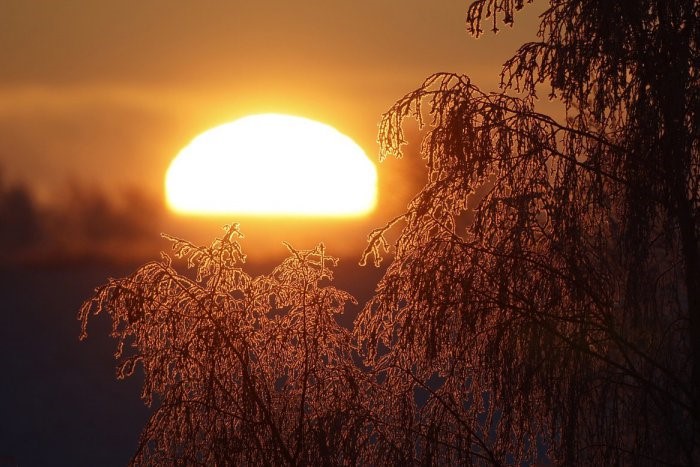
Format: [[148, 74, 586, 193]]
[[80, 225, 379, 465], [358, 0, 699, 464], [81, 1, 699, 465]]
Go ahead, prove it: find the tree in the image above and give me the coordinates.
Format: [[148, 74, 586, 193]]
[[81, 1, 699, 465], [80, 225, 380, 465], [357, 0, 699, 464]]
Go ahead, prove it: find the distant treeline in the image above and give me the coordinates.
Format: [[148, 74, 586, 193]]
[[0, 173, 162, 265]]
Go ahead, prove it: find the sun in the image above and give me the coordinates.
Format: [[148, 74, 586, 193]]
[[165, 114, 377, 217]]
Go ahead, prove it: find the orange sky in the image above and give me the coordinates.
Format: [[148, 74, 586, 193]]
[[0, 1, 546, 260]]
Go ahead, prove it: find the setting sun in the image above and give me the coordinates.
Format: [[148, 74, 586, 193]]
[[165, 114, 377, 217]]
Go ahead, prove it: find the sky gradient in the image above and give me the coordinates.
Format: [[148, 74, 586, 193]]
[[0, 1, 543, 194]]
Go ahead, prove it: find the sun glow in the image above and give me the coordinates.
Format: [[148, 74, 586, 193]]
[[165, 114, 377, 217]]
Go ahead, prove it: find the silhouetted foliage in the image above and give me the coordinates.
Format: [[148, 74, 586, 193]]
[[81, 1, 699, 465], [358, 0, 699, 464], [80, 225, 384, 464]]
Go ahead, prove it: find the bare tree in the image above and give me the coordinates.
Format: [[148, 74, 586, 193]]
[[80, 225, 377, 465], [357, 0, 699, 464]]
